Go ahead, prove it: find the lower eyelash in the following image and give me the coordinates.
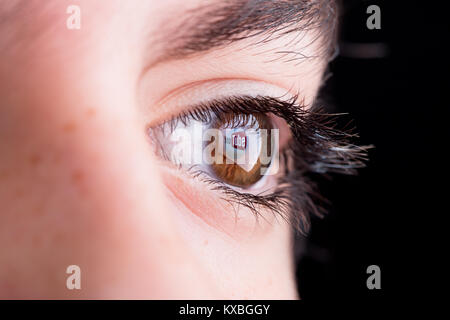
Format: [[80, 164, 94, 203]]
[[188, 152, 322, 235], [188, 168, 293, 227]]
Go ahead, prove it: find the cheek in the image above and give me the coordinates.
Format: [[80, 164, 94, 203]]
[[170, 198, 298, 299], [162, 166, 297, 298]]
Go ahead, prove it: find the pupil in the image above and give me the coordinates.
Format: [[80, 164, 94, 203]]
[[209, 113, 273, 188]]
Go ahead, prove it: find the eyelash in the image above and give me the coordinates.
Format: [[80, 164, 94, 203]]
[[150, 95, 370, 234]]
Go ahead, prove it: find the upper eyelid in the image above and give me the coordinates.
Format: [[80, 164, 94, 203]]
[[152, 78, 299, 110], [144, 78, 304, 129]]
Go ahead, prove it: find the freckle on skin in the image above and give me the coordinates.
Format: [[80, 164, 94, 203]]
[[29, 154, 41, 166], [71, 170, 84, 183], [204, 240, 208, 246], [62, 122, 77, 133]]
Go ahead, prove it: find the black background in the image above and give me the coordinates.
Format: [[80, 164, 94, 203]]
[[297, 0, 445, 300]]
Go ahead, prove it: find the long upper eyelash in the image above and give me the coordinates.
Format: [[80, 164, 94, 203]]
[[155, 95, 371, 234], [177, 94, 371, 176]]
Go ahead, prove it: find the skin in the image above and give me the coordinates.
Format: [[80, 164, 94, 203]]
[[0, 0, 328, 299]]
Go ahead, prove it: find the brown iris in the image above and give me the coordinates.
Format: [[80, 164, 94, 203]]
[[208, 113, 273, 188]]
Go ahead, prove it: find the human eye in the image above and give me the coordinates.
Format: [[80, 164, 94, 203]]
[[147, 87, 370, 234], [149, 96, 280, 190]]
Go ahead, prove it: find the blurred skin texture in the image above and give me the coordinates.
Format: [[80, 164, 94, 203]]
[[0, 0, 331, 299]]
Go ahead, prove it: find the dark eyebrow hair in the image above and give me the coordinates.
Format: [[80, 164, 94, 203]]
[[153, 0, 338, 65]]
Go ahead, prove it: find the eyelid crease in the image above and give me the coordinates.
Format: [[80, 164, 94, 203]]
[[146, 78, 301, 127]]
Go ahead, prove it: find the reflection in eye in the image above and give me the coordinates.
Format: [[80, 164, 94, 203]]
[[148, 95, 370, 234], [209, 113, 274, 188]]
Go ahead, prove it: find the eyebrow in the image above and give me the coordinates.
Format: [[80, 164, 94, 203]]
[[151, 0, 338, 65]]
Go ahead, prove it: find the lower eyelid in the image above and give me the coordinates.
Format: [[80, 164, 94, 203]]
[[159, 165, 276, 238], [147, 79, 297, 126]]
